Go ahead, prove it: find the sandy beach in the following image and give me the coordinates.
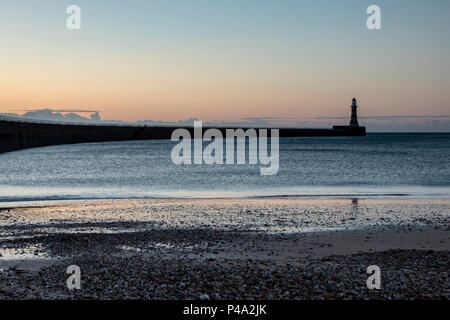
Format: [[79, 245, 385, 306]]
[[0, 197, 449, 299]]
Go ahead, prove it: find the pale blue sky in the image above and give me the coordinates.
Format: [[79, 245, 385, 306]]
[[0, 0, 449, 131]]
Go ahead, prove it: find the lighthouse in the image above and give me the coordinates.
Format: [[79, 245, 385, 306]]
[[331, 98, 366, 135], [349, 98, 359, 127]]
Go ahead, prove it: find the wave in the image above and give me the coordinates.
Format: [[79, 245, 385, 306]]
[[0, 188, 449, 204]]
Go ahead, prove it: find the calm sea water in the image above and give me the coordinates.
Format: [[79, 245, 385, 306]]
[[0, 133, 449, 202]]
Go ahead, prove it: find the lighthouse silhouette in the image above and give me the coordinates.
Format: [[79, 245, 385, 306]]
[[349, 98, 359, 127]]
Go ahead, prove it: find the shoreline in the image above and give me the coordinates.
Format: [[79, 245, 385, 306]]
[[1, 193, 450, 208], [0, 197, 448, 299]]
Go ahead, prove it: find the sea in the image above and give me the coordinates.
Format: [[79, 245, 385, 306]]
[[0, 133, 449, 203]]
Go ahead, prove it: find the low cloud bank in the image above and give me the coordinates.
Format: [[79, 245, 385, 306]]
[[1, 109, 449, 132], [1, 109, 100, 122]]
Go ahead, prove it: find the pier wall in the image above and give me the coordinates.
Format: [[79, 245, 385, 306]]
[[0, 118, 365, 154]]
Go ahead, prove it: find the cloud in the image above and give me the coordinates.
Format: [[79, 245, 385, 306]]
[[21, 109, 99, 113], [1, 110, 449, 132], [315, 115, 450, 120], [1, 109, 101, 123]]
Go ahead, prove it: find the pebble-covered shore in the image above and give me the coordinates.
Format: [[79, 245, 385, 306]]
[[1, 247, 449, 300], [0, 198, 449, 299]]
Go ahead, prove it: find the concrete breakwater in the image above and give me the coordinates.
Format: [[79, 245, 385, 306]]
[[0, 117, 366, 154]]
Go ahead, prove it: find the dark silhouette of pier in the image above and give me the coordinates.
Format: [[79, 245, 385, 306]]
[[0, 99, 366, 153]]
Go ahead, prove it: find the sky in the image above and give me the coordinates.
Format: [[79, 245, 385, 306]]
[[0, 0, 449, 131]]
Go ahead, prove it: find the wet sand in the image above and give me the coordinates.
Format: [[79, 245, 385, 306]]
[[0, 198, 449, 299]]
